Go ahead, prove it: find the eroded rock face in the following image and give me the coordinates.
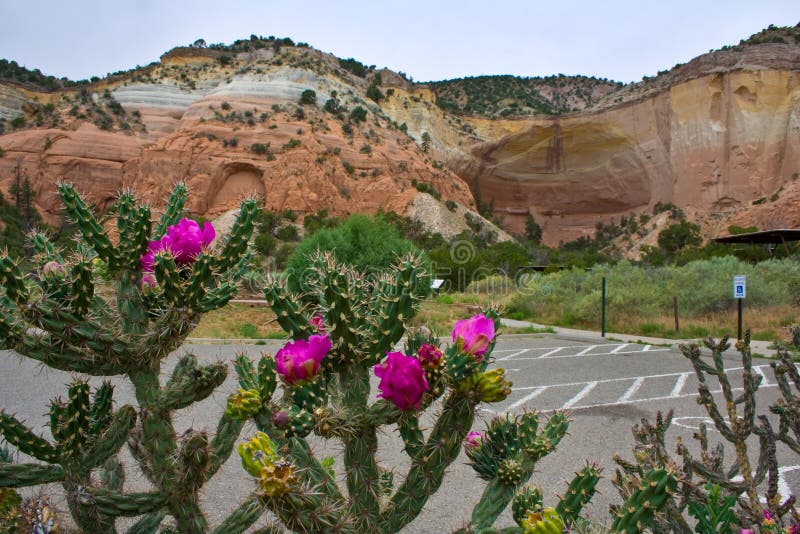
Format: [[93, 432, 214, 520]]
[[380, 43, 800, 244], [466, 68, 800, 243], [0, 63, 474, 226]]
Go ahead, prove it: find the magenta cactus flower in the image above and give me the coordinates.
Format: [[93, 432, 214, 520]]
[[417, 343, 443, 369], [464, 431, 483, 449], [140, 218, 215, 271], [452, 314, 495, 358], [374, 351, 429, 410], [275, 334, 331, 385]]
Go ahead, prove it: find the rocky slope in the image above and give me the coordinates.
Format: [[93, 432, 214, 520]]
[[0, 42, 474, 232], [1, 27, 800, 247]]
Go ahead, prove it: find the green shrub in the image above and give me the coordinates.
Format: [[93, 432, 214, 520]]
[[366, 85, 383, 103], [276, 224, 299, 241], [300, 89, 317, 105], [251, 143, 270, 155], [285, 214, 425, 291], [239, 322, 259, 338], [349, 106, 367, 123], [338, 57, 367, 77]]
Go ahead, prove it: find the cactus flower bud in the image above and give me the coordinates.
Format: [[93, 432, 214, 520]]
[[464, 431, 483, 449], [309, 314, 326, 332], [272, 410, 290, 428], [275, 334, 331, 385], [225, 388, 261, 420], [237, 431, 279, 477], [41, 261, 66, 279], [417, 343, 443, 369], [140, 218, 215, 271], [140, 272, 158, 291], [476, 368, 512, 403], [452, 314, 495, 359], [258, 459, 298, 497], [521, 507, 564, 533], [374, 351, 429, 411]]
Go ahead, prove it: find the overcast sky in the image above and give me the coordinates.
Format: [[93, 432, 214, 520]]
[[1, 1, 798, 84]]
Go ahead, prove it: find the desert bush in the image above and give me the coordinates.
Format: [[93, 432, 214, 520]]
[[299, 89, 316, 105], [285, 213, 422, 290]]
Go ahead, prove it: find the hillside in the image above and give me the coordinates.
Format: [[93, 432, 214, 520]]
[[1, 25, 799, 250], [429, 74, 622, 117]]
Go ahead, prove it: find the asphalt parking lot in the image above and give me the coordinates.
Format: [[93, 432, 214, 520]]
[[1, 334, 797, 532]]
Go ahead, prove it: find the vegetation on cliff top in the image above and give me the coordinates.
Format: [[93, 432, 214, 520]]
[[429, 74, 623, 117]]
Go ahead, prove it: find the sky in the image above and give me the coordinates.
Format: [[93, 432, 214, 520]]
[[1, 0, 798, 84]]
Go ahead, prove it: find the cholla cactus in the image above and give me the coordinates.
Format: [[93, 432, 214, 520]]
[[0, 184, 258, 533], [224, 253, 530, 532]]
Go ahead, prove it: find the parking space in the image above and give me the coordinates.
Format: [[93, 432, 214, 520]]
[[1, 334, 797, 530]]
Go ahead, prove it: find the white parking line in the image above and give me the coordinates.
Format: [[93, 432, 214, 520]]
[[642, 345, 652, 352], [755, 366, 770, 387], [575, 345, 597, 356], [610, 344, 629, 353], [538, 347, 564, 358], [506, 386, 548, 412], [563, 382, 598, 409], [539, 383, 781, 414], [512, 347, 670, 361], [671, 373, 689, 397], [505, 364, 777, 413], [617, 377, 645, 403], [496, 349, 530, 361]]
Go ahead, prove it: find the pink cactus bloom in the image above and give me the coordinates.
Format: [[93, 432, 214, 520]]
[[41, 261, 65, 278], [374, 351, 429, 411], [275, 334, 331, 384], [417, 343, 443, 369], [141, 272, 158, 290], [140, 218, 215, 271], [740, 530, 754, 534], [464, 431, 483, 449], [786, 525, 799, 534], [452, 315, 495, 358], [309, 314, 326, 332]]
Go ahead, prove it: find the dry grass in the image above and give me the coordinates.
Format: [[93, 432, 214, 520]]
[[564, 304, 798, 341], [190, 302, 285, 339], [189, 296, 794, 342]]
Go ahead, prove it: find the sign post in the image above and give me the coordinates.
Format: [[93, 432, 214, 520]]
[[601, 277, 606, 338], [733, 275, 746, 340]]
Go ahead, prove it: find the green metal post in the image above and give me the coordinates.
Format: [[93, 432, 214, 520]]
[[601, 277, 606, 337]]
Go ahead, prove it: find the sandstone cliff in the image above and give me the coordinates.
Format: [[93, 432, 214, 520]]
[[385, 43, 800, 244], [1, 31, 800, 248]]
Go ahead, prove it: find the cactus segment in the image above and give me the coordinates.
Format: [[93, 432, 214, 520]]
[[0, 412, 59, 463], [0, 254, 28, 304], [555, 463, 602, 524], [58, 183, 119, 267], [153, 183, 188, 238], [512, 487, 544, 526], [69, 257, 94, 317], [611, 467, 678, 533], [0, 463, 66, 487]]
